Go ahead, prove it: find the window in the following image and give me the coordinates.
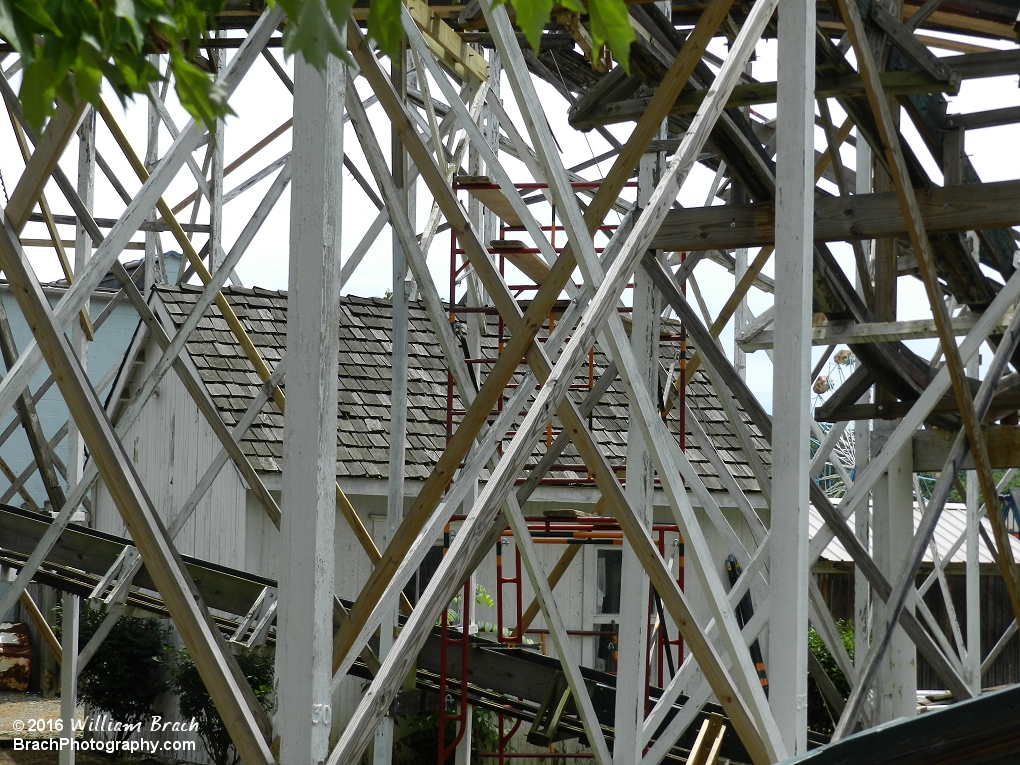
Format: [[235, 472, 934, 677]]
[[596, 549, 622, 615]]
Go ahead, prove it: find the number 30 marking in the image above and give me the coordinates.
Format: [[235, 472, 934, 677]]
[[312, 704, 332, 724]]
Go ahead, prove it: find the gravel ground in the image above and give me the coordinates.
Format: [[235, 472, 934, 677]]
[[0, 696, 163, 764], [0, 751, 144, 765], [0, 695, 80, 741]]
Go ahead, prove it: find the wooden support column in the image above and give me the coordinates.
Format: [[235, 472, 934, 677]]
[[732, 183, 749, 381], [144, 58, 161, 293], [870, 423, 917, 723], [373, 45, 411, 765], [769, 0, 814, 752], [210, 44, 226, 271], [276, 52, 344, 765], [613, 147, 663, 764], [60, 104, 95, 765], [58, 591, 78, 765], [965, 353, 981, 693], [854, 132, 873, 675]]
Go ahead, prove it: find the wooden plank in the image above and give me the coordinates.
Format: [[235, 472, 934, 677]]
[[945, 105, 1020, 130], [406, 0, 488, 82], [688, 713, 726, 765], [4, 101, 86, 233], [943, 49, 1020, 80], [742, 313, 1012, 350], [569, 69, 960, 129], [906, 6, 1018, 38], [19, 590, 62, 663], [914, 425, 1020, 471], [458, 176, 525, 225], [651, 179, 1020, 252]]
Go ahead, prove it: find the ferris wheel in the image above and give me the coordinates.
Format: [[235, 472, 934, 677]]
[[809, 348, 938, 500]]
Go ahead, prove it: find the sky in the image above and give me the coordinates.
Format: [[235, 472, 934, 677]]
[[1, 20, 1018, 413]]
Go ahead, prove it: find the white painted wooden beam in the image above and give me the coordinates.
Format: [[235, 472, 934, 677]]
[[275, 52, 344, 765], [769, 0, 815, 747]]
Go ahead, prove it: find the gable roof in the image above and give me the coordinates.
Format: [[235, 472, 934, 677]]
[[152, 285, 770, 493]]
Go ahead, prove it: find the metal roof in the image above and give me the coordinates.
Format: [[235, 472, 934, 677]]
[[811, 502, 1020, 565]]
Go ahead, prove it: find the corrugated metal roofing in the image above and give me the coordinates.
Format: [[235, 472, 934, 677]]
[[152, 285, 771, 490], [811, 502, 1020, 564]]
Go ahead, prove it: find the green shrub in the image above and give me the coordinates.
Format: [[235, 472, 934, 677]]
[[807, 620, 855, 734], [169, 648, 274, 765], [393, 707, 503, 765], [54, 603, 170, 738]]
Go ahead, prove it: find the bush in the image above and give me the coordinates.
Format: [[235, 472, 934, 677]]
[[807, 620, 855, 734], [169, 648, 274, 765], [393, 707, 503, 765], [54, 603, 170, 738]]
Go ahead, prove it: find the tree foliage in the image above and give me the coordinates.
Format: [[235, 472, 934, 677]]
[[0, 0, 634, 133], [54, 604, 171, 736], [0, 0, 230, 129]]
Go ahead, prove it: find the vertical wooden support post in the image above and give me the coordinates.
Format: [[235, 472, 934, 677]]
[[210, 43, 226, 271], [770, 0, 814, 751], [59, 592, 78, 764], [144, 58, 161, 293], [59, 105, 95, 765], [965, 353, 981, 693], [870, 423, 916, 722], [733, 183, 748, 382], [276, 52, 344, 765], [613, 146, 662, 763], [373, 47, 411, 765], [854, 131, 873, 675]]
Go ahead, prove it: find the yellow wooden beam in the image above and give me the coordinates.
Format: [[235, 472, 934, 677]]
[[407, 0, 489, 82]]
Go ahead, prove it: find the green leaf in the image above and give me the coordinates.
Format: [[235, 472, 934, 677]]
[[73, 47, 104, 104], [169, 48, 231, 131], [278, 0, 348, 70], [510, 0, 554, 53], [366, 0, 402, 58], [112, 0, 144, 47], [0, 2, 19, 52], [586, 0, 634, 71], [20, 57, 59, 130], [11, 0, 60, 36]]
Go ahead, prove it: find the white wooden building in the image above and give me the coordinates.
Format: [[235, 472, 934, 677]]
[[90, 283, 774, 734]]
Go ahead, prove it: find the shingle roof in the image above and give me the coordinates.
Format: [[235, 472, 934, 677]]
[[153, 285, 770, 493]]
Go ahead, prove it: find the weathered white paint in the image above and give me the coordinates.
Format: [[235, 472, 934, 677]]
[[769, 0, 815, 751], [871, 423, 917, 722]]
